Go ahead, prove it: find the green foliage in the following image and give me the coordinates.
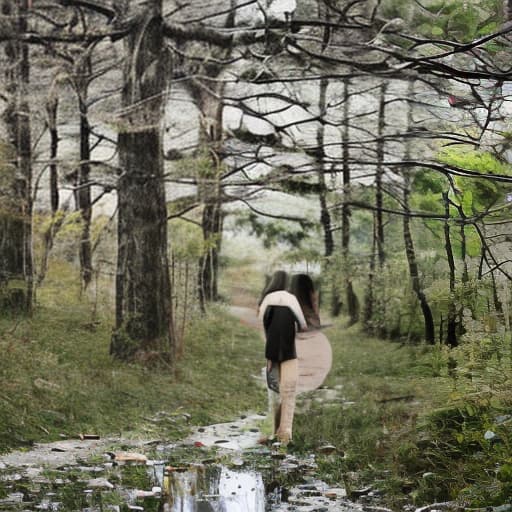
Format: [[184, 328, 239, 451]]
[[168, 218, 203, 260], [234, 211, 316, 249], [292, 314, 512, 508], [439, 147, 512, 176], [381, 0, 503, 42]]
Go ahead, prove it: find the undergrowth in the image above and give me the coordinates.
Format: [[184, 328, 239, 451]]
[[0, 262, 266, 453], [292, 320, 512, 508], [2, 259, 512, 509]]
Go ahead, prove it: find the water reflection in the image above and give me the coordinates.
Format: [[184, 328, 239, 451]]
[[163, 465, 265, 512]]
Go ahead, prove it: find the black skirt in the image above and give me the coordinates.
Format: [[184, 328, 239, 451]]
[[263, 305, 297, 363]]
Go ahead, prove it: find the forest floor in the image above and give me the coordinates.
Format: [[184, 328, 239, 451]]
[[1, 263, 511, 510], [0, 303, 363, 512]]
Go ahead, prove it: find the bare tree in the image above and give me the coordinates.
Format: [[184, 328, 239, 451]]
[[0, 0, 33, 312]]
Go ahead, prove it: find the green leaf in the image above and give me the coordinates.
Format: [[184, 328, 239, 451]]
[[461, 189, 473, 213], [431, 26, 444, 36]]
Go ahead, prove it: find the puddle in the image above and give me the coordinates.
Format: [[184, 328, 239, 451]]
[[163, 464, 265, 511], [0, 447, 357, 512], [0, 415, 360, 511]]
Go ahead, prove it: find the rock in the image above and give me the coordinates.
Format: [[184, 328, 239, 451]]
[[325, 487, 346, 499], [349, 486, 373, 498], [484, 430, 496, 440], [87, 477, 114, 489], [0, 492, 24, 504], [109, 452, 147, 464], [50, 446, 67, 452], [134, 486, 161, 498], [317, 444, 337, 455]]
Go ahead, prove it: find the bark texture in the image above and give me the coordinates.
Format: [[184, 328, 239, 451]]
[[111, 0, 175, 362]]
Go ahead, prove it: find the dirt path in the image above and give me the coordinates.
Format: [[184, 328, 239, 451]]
[[0, 306, 359, 511]]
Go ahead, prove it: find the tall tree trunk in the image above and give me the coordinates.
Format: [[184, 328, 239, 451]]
[[76, 60, 93, 290], [375, 82, 387, 268], [403, 81, 435, 344], [363, 217, 377, 330], [48, 94, 59, 215], [316, 78, 334, 259], [443, 191, 458, 347], [0, 0, 33, 312], [403, 178, 435, 343], [366, 81, 387, 335], [315, 76, 338, 315], [341, 78, 359, 324], [111, 0, 175, 362], [38, 93, 61, 286], [195, 80, 225, 308]]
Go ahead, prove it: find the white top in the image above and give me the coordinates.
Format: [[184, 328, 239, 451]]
[[258, 290, 307, 330]]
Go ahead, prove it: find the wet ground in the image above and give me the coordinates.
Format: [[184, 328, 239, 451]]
[[0, 307, 365, 511], [0, 411, 363, 512]]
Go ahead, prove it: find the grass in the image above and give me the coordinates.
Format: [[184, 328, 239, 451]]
[[0, 262, 267, 453], [292, 320, 512, 508], [3, 258, 512, 508]]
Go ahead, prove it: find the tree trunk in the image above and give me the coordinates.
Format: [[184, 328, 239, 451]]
[[443, 192, 458, 347], [38, 94, 61, 286], [341, 78, 359, 324], [76, 65, 93, 290], [368, 81, 388, 336], [317, 78, 334, 258], [111, 0, 175, 363], [403, 80, 435, 344], [403, 181, 435, 343], [195, 81, 225, 308], [314, 76, 339, 315], [375, 82, 387, 268], [48, 95, 59, 215], [0, 0, 33, 312], [363, 218, 377, 330]]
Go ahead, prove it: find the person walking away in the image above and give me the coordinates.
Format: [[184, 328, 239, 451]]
[[258, 270, 307, 444]]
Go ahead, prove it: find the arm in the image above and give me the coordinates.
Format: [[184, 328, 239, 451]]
[[258, 295, 269, 321]]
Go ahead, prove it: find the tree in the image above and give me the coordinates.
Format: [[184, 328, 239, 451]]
[[340, 78, 359, 324], [402, 81, 435, 344], [110, 0, 175, 362], [0, 0, 33, 312]]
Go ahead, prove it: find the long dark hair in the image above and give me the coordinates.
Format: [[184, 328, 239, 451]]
[[289, 273, 315, 310], [258, 270, 288, 305]]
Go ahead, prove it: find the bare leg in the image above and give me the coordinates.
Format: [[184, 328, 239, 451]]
[[275, 358, 298, 444], [273, 403, 281, 436]]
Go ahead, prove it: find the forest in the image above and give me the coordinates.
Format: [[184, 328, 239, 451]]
[[1, 0, 512, 510]]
